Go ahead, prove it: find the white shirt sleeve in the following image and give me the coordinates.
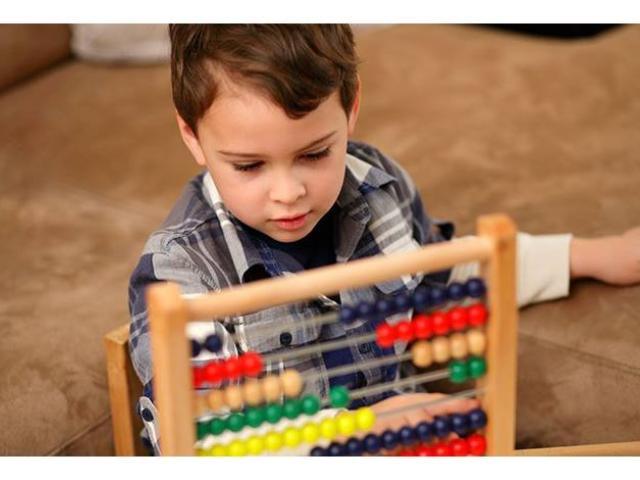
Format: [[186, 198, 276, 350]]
[[448, 232, 573, 308]]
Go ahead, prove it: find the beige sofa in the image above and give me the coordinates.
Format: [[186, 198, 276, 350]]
[[1, 24, 639, 455]]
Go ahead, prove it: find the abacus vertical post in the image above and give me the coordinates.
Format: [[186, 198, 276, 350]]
[[477, 214, 518, 455]]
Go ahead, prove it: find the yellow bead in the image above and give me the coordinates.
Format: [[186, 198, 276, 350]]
[[467, 329, 486, 355], [265, 432, 283, 452], [301, 422, 320, 443], [243, 378, 264, 407], [224, 384, 245, 411], [283, 427, 302, 448], [246, 435, 265, 455], [336, 412, 357, 436], [280, 370, 304, 398], [196, 448, 207, 456], [209, 444, 227, 456], [319, 418, 338, 439], [261, 376, 283, 403], [228, 440, 247, 456], [355, 407, 376, 431], [207, 389, 225, 412], [432, 336, 451, 363], [449, 333, 468, 359], [411, 341, 432, 368]]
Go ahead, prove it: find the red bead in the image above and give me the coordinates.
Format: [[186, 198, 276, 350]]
[[224, 357, 243, 380], [451, 438, 470, 456], [415, 445, 434, 456], [448, 307, 468, 331], [412, 314, 432, 339], [434, 442, 452, 456], [467, 434, 487, 456], [204, 361, 224, 384], [468, 304, 488, 327], [395, 320, 415, 342], [431, 311, 450, 336], [241, 351, 263, 377], [376, 323, 397, 348], [192, 365, 205, 388], [398, 448, 415, 456]]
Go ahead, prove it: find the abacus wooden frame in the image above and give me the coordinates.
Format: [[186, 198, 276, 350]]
[[146, 213, 518, 456]]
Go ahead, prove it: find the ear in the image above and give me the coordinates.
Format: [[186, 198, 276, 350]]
[[347, 75, 361, 136], [176, 112, 208, 167]]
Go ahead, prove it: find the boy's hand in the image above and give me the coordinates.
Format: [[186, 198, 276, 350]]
[[571, 227, 640, 286], [366, 392, 479, 435]]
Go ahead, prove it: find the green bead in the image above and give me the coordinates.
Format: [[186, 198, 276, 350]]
[[265, 403, 283, 424], [468, 356, 487, 378], [329, 386, 350, 408], [209, 417, 227, 435], [227, 413, 246, 432], [448, 360, 469, 384], [301, 395, 321, 416], [245, 407, 265, 428], [283, 398, 302, 420], [196, 421, 208, 440]]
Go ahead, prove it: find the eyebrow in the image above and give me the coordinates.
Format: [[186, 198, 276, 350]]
[[216, 130, 337, 159]]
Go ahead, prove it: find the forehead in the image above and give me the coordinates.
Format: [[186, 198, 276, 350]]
[[199, 85, 345, 152]]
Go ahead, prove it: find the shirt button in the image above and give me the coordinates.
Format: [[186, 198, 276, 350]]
[[279, 331, 293, 346], [358, 343, 371, 354], [141, 408, 154, 422]]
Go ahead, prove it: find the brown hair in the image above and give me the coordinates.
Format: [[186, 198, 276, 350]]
[[169, 24, 360, 134]]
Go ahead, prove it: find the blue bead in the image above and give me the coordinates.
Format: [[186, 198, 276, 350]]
[[398, 426, 417, 446], [363, 433, 382, 454], [450, 413, 470, 436], [339, 305, 357, 324], [328, 442, 346, 456], [381, 429, 399, 450], [190, 339, 201, 358], [466, 278, 487, 298], [468, 408, 488, 430], [432, 415, 451, 438], [310, 446, 326, 456], [204, 334, 223, 353], [415, 421, 433, 442], [447, 282, 467, 301], [394, 293, 412, 311], [412, 286, 430, 311], [356, 301, 375, 319], [429, 286, 447, 307], [346, 438, 364, 456], [375, 298, 394, 317]]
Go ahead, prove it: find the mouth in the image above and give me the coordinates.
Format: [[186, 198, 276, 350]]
[[272, 212, 310, 231]]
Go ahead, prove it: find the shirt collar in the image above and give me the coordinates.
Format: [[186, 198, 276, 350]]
[[201, 151, 398, 284]]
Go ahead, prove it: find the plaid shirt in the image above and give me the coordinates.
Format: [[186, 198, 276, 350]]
[[128, 140, 456, 454]]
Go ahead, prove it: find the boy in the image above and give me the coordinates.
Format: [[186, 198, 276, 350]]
[[128, 25, 640, 455]]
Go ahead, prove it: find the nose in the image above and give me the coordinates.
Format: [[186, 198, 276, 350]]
[[269, 171, 306, 205]]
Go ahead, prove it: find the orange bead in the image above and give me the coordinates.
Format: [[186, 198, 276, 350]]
[[242, 378, 264, 407], [411, 341, 433, 368], [467, 329, 486, 355], [431, 336, 450, 363], [280, 370, 303, 398], [207, 389, 225, 412], [261, 375, 282, 403], [224, 384, 245, 411]]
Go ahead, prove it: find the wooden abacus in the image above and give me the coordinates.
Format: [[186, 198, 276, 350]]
[[145, 213, 518, 456]]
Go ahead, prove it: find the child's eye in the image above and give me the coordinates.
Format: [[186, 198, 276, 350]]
[[302, 147, 331, 161], [233, 161, 263, 172]]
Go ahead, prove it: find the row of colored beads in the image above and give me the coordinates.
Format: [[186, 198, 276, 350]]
[[196, 386, 351, 438], [447, 356, 487, 383], [193, 370, 303, 415], [410, 329, 487, 368], [395, 434, 487, 456], [375, 303, 488, 348], [197, 407, 376, 456], [309, 408, 487, 456], [339, 278, 486, 324], [193, 351, 263, 387]]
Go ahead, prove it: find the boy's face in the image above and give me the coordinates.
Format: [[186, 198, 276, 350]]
[[177, 80, 360, 243]]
